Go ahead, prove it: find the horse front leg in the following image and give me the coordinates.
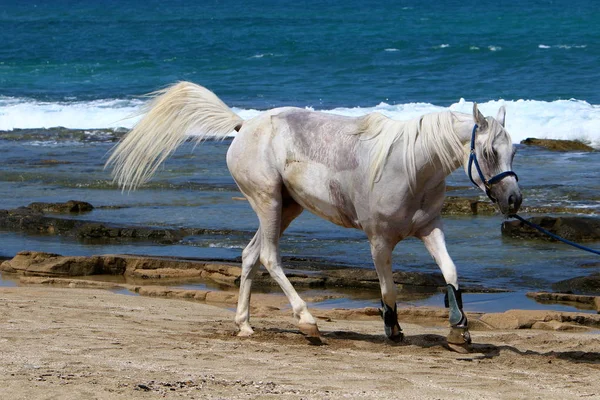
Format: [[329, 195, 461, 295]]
[[369, 238, 403, 342], [418, 218, 472, 352]]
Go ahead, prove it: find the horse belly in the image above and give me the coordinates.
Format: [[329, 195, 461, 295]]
[[282, 162, 358, 228]]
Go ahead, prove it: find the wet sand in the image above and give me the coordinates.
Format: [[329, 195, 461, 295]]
[[0, 286, 598, 399]]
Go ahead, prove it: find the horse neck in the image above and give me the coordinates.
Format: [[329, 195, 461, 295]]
[[384, 111, 475, 191], [413, 111, 473, 173], [452, 112, 477, 146]]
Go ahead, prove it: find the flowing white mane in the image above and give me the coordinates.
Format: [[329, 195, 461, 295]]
[[357, 111, 467, 190]]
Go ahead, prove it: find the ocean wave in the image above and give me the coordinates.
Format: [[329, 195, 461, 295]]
[[0, 96, 144, 131], [2, 97, 600, 147], [249, 53, 275, 59], [538, 44, 587, 49]]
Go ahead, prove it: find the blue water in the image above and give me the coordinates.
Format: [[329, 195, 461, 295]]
[[1, 1, 599, 312], [1, 0, 599, 106]]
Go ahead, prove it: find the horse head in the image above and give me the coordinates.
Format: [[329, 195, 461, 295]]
[[465, 103, 522, 216]]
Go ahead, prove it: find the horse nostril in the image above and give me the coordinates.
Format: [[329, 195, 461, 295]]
[[508, 193, 522, 212]]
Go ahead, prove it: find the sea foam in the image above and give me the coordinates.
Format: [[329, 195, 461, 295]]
[[1, 96, 599, 147], [0, 97, 144, 131]]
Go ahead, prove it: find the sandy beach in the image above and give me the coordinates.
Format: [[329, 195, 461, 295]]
[[1, 285, 598, 400]]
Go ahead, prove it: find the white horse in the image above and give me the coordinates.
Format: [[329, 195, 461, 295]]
[[107, 82, 521, 351]]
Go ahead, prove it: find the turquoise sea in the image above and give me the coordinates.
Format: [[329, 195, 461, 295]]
[[1, 1, 599, 311]]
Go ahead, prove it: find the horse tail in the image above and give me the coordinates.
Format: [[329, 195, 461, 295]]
[[105, 81, 243, 191]]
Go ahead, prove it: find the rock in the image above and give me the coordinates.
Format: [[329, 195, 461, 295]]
[[28, 200, 94, 213], [520, 138, 595, 152], [19, 276, 125, 290], [0, 251, 127, 277], [0, 251, 125, 276], [0, 251, 452, 294], [526, 291, 598, 309], [479, 309, 600, 330], [442, 197, 498, 215], [502, 216, 600, 242], [320, 268, 446, 292], [479, 310, 537, 329], [0, 206, 186, 244], [0, 203, 250, 245], [551, 273, 600, 296], [531, 320, 590, 332]]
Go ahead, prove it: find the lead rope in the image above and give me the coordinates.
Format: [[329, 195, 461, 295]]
[[508, 213, 600, 256]]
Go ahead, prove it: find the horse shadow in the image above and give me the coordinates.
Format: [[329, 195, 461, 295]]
[[263, 328, 600, 364]]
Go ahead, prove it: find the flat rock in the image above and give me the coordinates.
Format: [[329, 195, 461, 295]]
[[0, 251, 447, 293], [479, 309, 600, 330], [526, 291, 599, 308], [0, 251, 127, 276], [551, 273, 600, 296], [28, 200, 94, 213], [442, 197, 498, 215], [520, 138, 595, 152], [502, 215, 600, 242]]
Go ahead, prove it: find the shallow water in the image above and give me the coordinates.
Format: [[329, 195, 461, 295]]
[[1, 138, 599, 296]]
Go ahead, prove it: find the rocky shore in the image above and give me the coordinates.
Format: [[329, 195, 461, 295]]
[[2, 198, 600, 305], [2, 250, 600, 329], [1, 198, 598, 246]]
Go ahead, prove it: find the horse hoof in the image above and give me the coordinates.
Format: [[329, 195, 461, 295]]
[[387, 332, 404, 343], [299, 323, 321, 338], [447, 342, 472, 354], [237, 329, 254, 337], [385, 324, 403, 342], [447, 327, 471, 345], [447, 327, 471, 353]]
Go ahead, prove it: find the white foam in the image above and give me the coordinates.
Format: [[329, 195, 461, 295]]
[[249, 53, 274, 59], [539, 44, 587, 50], [0, 97, 143, 130], [448, 98, 600, 147], [2, 96, 600, 147]]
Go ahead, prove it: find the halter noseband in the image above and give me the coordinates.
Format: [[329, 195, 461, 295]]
[[467, 124, 518, 201]]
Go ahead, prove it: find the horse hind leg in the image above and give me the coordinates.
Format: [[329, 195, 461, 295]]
[[235, 230, 261, 336], [235, 187, 317, 338]]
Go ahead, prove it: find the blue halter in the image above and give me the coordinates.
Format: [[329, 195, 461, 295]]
[[467, 124, 518, 201]]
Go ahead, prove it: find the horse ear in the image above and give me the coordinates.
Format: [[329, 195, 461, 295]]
[[472, 103, 487, 128], [496, 106, 506, 127]]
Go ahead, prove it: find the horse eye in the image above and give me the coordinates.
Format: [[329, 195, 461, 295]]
[[483, 148, 497, 160]]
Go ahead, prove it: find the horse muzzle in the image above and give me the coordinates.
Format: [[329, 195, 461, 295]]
[[488, 181, 522, 216]]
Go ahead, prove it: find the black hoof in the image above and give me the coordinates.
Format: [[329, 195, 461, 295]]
[[385, 326, 404, 342]]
